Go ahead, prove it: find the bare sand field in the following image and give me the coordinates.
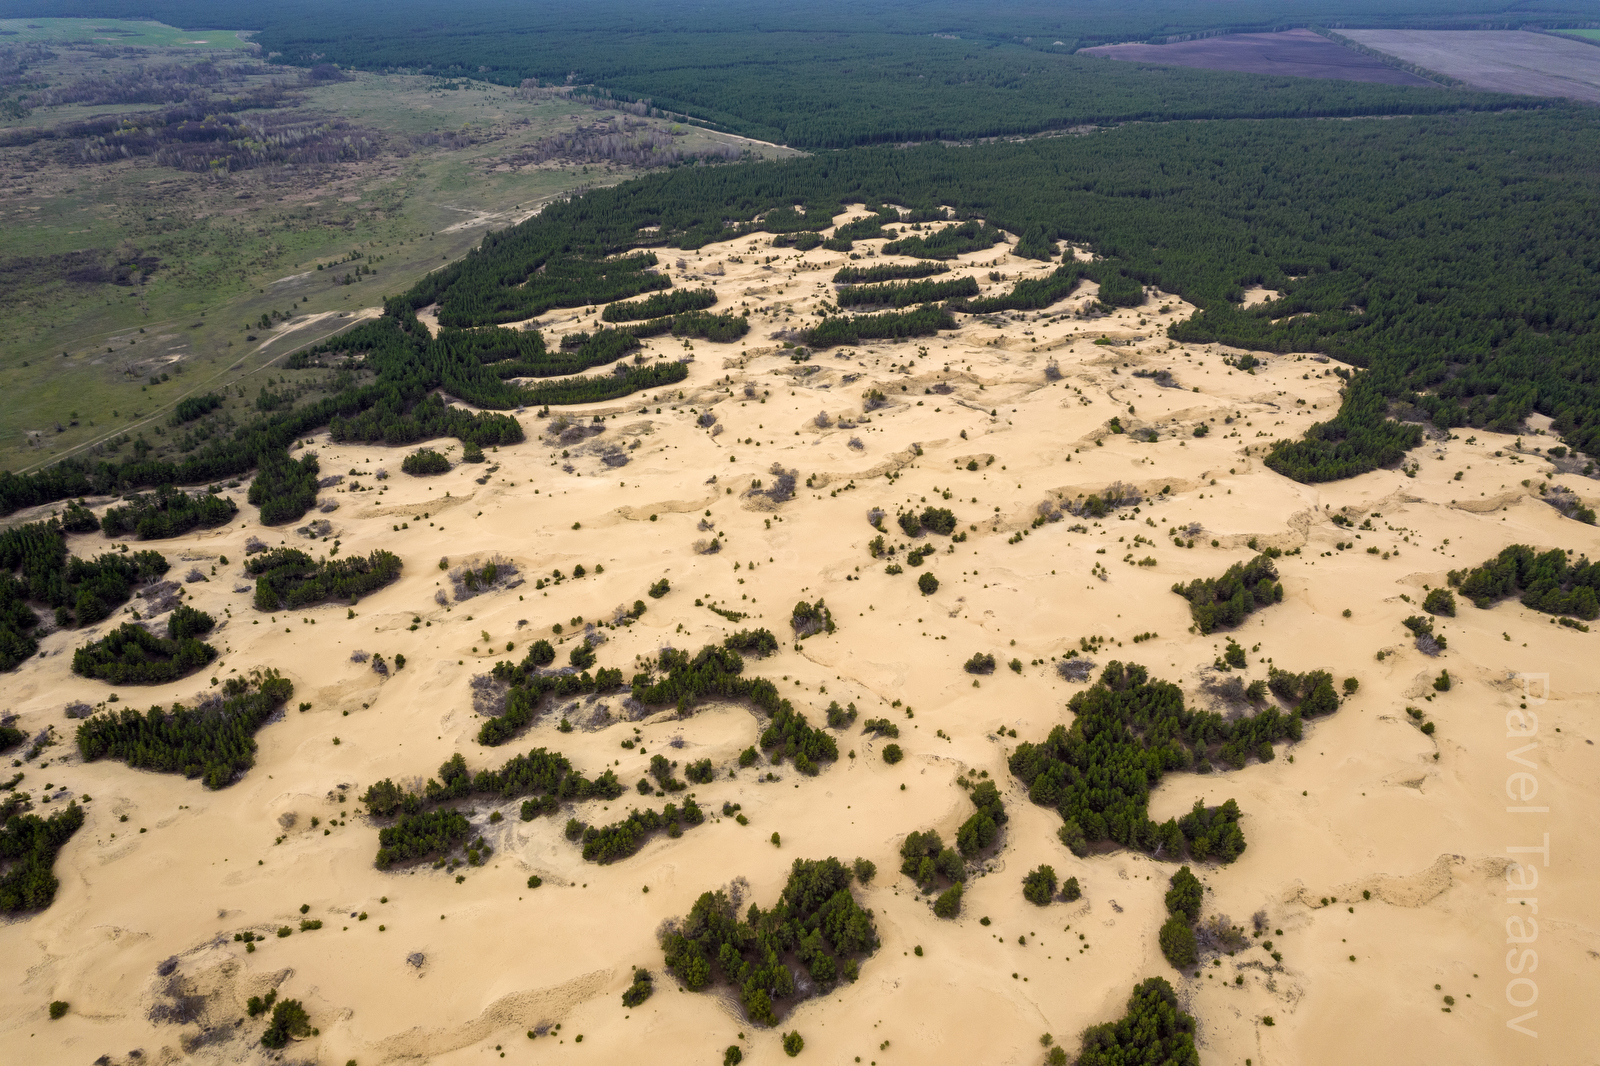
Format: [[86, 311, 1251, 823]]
[[1080, 29, 1435, 86], [1345, 30, 1600, 101], [1, 209, 1595, 1066]]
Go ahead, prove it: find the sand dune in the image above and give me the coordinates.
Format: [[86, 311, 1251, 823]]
[[2, 208, 1594, 1064]]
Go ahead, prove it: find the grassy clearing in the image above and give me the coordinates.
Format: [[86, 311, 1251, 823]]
[[0, 52, 791, 476], [0, 18, 251, 51]]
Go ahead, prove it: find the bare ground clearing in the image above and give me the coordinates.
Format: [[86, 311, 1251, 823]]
[[1344, 30, 1600, 101], [1080, 29, 1435, 86]]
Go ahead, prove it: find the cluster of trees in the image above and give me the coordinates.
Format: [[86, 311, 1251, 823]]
[[0, 800, 84, 914], [249, 453, 321, 526], [1449, 544, 1600, 620], [835, 276, 977, 309], [259, 998, 312, 1050], [172, 394, 225, 425], [661, 857, 877, 1024], [603, 287, 717, 321], [246, 547, 402, 611], [1158, 865, 1203, 969], [898, 780, 1006, 918], [882, 221, 1003, 260], [1075, 977, 1199, 1066], [365, 745, 621, 824], [832, 262, 949, 285], [790, 600, 834, 639], [71, 621, 218, 685], [1021, 864, 1078, 906], [375, 808, 471, 869], [802, 304, 955, 350], [825, 206, 902, 249], [898, 507, 958, 537], [477, 664, 627, 745], [1009, 661, 1341, 864], [758, 703, 838, 775], [1265, 666, 1341, 720], [723, 628, 778, 656], [1171, 552, 1284, 634], [74, 670, 294, 788], [577, 797, 705, 862], [99, 486, 238, 540], [402, 449, 450, 475], [0, 519, 171, 667], [958, 264, 1080, 314], [631, 311, 751, 343], [368, 745, 625, 868], [627, 642, 776, 716], [437, 252, 667, 328]]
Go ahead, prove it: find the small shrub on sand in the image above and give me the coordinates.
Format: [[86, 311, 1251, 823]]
[[1022, 864, 1057, 906]]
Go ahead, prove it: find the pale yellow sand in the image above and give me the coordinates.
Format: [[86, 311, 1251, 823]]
[[1, 208, 1593, 1065]]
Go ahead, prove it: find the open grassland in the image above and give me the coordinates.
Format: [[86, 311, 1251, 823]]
[[0, 16, 248, 50], [1345, 30, 1600, 100], [0, 40, 791, 474]]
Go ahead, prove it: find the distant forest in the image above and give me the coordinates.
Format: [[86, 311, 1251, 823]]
[[1, 0, 1566, 147], [385, 109, 1600, 482]]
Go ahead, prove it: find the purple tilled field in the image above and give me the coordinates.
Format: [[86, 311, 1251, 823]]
[[1343, 31, 1600, 102], [1079, 28, 1435, 86]]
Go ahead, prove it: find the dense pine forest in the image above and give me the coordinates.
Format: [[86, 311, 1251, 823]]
[[5, 108, 1599, 512], [6, 0, 1563, 148], [384, 110, 1600, 480]]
